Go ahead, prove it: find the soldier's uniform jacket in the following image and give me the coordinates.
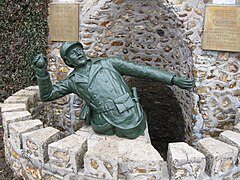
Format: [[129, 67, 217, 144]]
[[37, 57, 175, 138]]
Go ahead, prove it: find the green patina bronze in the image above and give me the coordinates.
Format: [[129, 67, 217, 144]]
[[33, 42, 195, 139]]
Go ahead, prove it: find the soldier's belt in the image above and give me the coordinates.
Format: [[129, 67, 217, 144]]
[[92, 92, 136, 114], [92, 101, 117, 114]]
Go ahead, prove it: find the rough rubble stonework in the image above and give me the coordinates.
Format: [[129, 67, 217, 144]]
[[48, 0, 194, 147], [1, 86, 240, 179], [166, 0, 240, 143], [2, 0, 239, 179]]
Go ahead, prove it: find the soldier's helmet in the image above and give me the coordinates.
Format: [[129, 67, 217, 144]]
[[60, 42, 83, 60]]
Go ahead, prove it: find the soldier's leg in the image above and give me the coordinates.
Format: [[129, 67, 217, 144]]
[[91, 119, 115, 135]]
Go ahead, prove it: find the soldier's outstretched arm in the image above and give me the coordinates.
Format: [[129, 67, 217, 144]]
[[33, 54, 71, 101], [110, 57, 195, 90]]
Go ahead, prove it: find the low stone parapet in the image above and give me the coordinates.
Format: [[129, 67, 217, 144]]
[[1, 86, 240, 179]]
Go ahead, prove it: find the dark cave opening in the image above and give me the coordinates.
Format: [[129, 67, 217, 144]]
[[128, 77, 185, 160]]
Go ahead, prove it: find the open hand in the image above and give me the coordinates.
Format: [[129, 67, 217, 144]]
[[172, 76, 195, 91]]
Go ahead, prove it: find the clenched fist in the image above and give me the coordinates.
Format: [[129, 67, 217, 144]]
[[33, 54, 48, 69], [32, 54, 48, 77]]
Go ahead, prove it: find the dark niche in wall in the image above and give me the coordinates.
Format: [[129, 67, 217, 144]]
[[127, 77, 185, 160]]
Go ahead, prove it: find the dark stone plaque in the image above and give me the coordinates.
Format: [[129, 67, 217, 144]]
[[202, 5, 240, 52], [50, 3, 79, 42]]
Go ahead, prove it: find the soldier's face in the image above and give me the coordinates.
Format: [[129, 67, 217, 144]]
[[65, 45, 87, 67]]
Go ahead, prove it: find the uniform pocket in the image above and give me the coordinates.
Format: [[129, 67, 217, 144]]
[[113, 93, 135, 113]]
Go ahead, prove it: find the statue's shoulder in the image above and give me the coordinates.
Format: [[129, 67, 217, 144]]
[[66, 69, 79, 79], [92, 58, 108, 63], [92, 57, 121, 63]]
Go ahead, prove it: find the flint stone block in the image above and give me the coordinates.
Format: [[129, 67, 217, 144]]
[[48, 134, 87, 172], [22, 127, 60, 163], [9, 119, 43, 150], [0, 103, 27, 113], [167, 142, 206, 180], [84, 140, 118, 179], [2, 111, 31, 136], [118, 140, 163, 178], [23, 163, 42, 180], [197, 137, 238, 177]]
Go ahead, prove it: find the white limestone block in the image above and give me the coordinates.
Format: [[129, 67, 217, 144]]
[[118, 140, 163, 178], [2, 111, 31, 136], [0, 103, 27, 113], [220, 130, 240, 165], [9, 119, 43, 150], [220, 130, 240, 150], [167, 142, 206, 180], [197, 137, 238, 177], [22, 127, 60, 163], [4, 95, 29, 105], [48, 134, 87, 172], [84, 140, 118, 179]]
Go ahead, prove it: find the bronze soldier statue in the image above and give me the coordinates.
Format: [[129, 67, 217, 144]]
[[33, 42, 195, 139]]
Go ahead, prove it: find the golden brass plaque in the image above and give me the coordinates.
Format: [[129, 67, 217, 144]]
[[202, 5, 240, 52], [50, 3, 79, 42]]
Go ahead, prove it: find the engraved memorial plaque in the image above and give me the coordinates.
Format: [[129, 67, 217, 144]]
[[50, 3, 79, 42], [202, 5, 240, 52]]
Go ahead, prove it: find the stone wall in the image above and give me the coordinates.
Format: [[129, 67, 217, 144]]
[[48, 0, 194, 145], [47, 0, 240, 148], [1, 86, 240, 179], [166, 0, 240, 142]]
